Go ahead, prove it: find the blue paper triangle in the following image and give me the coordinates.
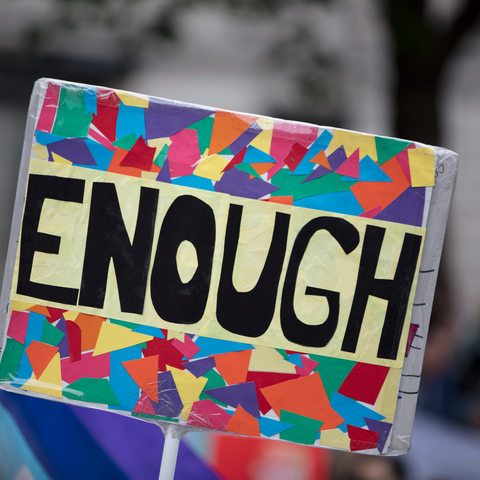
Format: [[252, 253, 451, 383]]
[[172, 174, 215, 191], [190, 337, 254, 359], [287, 354, 303, 368], [259, 416, 295, 437], [131, 326, 165, 338], [331, 392, 385, 432], [35, 131, 66, 145], [243, 145, 275, 164], [295, 191, 364, 216], [342, 156, 392, 182]]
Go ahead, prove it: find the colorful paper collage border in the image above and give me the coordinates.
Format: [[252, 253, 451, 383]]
[[1, 304, 398, 452]]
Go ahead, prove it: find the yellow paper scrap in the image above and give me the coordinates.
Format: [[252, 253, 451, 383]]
[[167, 331, 185, 341], [93, 322, 153, 356], [319, 429, 350, 450], [194, 154, 229, 181], [21, 353, 62, 399], [115, 90, 149, 108], [63, 311, 80, 321], [249, 346, 296, 374], [32, 143, 48, 160], [147, 138, 172, 158], [51, 152, 72, 165], [250, 117, 274, 153], [408, 147, 435, 187], [167, 366, 208, 420], [329, 130, 378, 162], [10, 301, 36, 315]]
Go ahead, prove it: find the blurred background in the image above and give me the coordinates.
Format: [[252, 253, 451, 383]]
[[1, 0, 480, 479]]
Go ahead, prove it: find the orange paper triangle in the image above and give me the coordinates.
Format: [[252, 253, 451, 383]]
[[251, 162, 274, 176], [209, 111, 254, 155], [25, 341, 59, 379], [27, 305, 51, 317], [310, 150, 331, 169], [123, 355, 159, 403], [214, 350, 252, 386], [268, 196, 293, 206], [75, 313, 106, 352], [226, 405, 261, 437]]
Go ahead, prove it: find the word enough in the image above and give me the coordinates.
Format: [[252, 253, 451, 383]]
[[17, 174, 422, 361]]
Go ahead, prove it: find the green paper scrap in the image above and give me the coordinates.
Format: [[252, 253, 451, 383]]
[[276, 349, 289, 360], [110, 319, 142, 330], [311, 354, 356, 400], [279, 410, 323, 445], [188, 116, 214, 155], [270, 169, 309, 198], [153, 144, 169, 168], [235, 163, 263, 180], [375, 137, 412, 166], [63, 378, 121, 405], [218, 147, 233, 156], [52, 85, 92, 138], [136, 342, 148, 350], [41, 321, 64, 347], [199, 369, 228, 407], [113, 133, 138, 150], [0, 338, 24, 383], [271, 169, 352, 201], [132, 412, 179, 422]]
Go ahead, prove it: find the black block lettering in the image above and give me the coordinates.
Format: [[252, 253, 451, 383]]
[[217, 204, 290, 337], [150, 195, 215, 324], [79, 183, 158, 314], [341, 225, 422, 360], [17, 174, 85, 304], [281, 216, 360, 347]]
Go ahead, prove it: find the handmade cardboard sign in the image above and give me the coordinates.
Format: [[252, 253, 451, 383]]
[[0, 79, 457, 454]]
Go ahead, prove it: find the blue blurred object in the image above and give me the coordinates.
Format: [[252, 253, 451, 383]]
[[0, 390, 221, 480]]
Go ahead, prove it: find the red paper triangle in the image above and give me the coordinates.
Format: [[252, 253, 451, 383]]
[[120, 136, 155, 170]]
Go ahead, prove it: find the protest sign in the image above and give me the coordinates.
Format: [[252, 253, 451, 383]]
[[0, 79, 457, 455]]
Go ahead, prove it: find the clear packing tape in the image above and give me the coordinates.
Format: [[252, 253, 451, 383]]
[[0, 78, 458, 455]]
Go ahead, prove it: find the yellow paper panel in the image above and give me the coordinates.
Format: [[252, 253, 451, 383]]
[[374, 366, 402, 422], [11, 160, 425, 369]]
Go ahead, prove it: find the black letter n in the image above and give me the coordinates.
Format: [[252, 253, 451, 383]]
[[79, 183, 158, 314]]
